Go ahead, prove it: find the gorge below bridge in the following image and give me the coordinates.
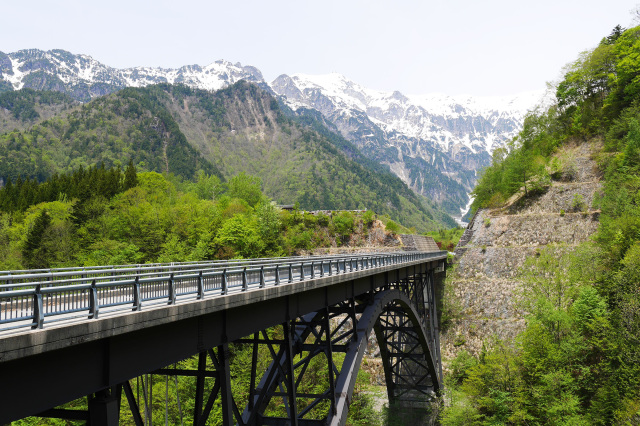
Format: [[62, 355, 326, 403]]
[[0, 250, 446, 425]]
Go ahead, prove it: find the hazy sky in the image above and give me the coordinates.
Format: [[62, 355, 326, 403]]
[[2, 0, 638, 96]]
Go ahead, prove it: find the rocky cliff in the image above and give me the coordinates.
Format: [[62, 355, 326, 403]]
[[441, 141, 603, 361]]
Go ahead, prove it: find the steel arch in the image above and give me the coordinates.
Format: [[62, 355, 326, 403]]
[[238, 282, 442, 425]]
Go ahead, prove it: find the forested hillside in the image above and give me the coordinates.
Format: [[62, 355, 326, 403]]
[[0, 88, 77, 133], [0, 82, 454, 231], [0, 163, 403, 270], [0, 86, 219, 182], [443, 25, 640, 424], [153, 81, 455, 230]]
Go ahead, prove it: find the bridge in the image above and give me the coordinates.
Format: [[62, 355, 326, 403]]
[[0, 251, 447, 425]]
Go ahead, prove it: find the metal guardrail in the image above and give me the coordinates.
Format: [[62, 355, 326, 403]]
[[0, 252, 446, 334]]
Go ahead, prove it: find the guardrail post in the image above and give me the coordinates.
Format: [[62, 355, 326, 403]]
[[197, 271, 204, 299], [275, 265, 280, 285], [288, 264, 293, 283], [168, 273, 176, 305], [133, 276, 141, 311], [328, 260, 332, 276], [32, 284, 44, 329], [320, 261, 324, 277], [222, 269, 228, 295], [242, 267, 248, 291], [260, 266, 265, 288], [89, 279, 99, 319], [311, 261, 315, 279]]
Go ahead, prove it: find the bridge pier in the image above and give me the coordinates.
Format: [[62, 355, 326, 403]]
[[89, 388, 120, 426]]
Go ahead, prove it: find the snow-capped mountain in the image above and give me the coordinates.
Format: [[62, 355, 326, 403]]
[[0, 49, 543, 218], [271, 73, 543, 218], [0, 49, 263, 101], [272, 73, 540, 154]]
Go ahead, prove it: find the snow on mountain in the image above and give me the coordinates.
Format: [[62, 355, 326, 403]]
[[0, 49, 544, 217], [272, 72, 542, 155], [270, 72, 543, 217], [0, 49, 263, 101]]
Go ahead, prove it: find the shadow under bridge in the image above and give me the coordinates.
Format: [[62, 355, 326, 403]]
[[0, 251, 447, 425]]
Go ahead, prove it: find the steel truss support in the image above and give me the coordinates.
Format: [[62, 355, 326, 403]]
[[230, 274, 441, 425], [32, 267, 443, 425]]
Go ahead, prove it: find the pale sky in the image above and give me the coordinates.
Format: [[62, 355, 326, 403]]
[[1, 0, 638, 96]]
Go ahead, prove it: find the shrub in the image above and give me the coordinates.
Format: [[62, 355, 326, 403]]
[[571, 193, 587, 212], [362, 210, 375, 226], [450, 350, 478, 385], [316, 212, 330, 227], [333, 212, 355, 237], [385, 220, 400, 234], [453, 334, 466, 347]]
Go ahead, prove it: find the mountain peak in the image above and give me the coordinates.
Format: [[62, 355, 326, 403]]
[[0, 49, 264, 97]]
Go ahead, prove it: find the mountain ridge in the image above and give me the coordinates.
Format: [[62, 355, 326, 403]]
[[0, 48, 543, 217], [0, 82, 456, 231]]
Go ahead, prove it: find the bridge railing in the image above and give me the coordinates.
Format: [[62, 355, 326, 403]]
[[0, 252, 447, 334], [0, 253, 385, 286]]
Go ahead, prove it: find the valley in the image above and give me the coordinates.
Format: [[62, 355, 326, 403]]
[[0, 48, 541, 217]]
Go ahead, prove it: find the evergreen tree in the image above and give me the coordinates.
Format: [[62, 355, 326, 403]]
[[0, 177, 14, 212], [124, 160, 138, 190], [23, 210, 52, 269]]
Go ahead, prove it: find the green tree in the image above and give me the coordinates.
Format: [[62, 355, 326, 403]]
[[124, 159, 138, 190], [228, 173, 263, 207], [22, 209, 52, 269], [623, 118, 640, 167]]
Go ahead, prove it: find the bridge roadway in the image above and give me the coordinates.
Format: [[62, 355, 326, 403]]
[[0, 251, 447, 425]]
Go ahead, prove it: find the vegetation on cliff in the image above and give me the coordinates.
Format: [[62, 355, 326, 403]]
[[443, 25, 640, 424]]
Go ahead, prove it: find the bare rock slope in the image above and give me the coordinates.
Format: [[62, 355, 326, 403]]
[[441, 141, 602, 361]]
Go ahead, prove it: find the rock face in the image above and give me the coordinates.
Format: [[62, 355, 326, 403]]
[[441, 141, 603, 362], [271, 73, 543, 216]]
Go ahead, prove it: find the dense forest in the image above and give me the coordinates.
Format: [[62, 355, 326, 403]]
[[443, 25, 640, 424], [0, 82, 455, 232], [0, 162, 407, 270]]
